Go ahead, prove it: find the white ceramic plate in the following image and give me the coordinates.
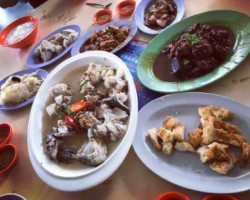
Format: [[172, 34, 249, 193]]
[[133, 92, 250, 193], [27, 51, 138, 191]]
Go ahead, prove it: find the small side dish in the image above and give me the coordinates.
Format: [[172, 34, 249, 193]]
[[156, 191, 191, 200], [0, 144, 17, 174], [0, 124, 13, 146], [34, 29, 78, 62], [153, 23, 235, 81], [44, 62, 130, 167], [81, 25, 130, 52], [116, 0, 136, 16], [0, 71, 42, 105], [147, 105, 249, 175], [5, 22, 35, 45], [203, 195, 239, 200], [144, 0, 177, 30], [94, 9, 112, 25]]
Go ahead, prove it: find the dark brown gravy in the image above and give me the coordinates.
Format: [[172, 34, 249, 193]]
[[153, 52, 180, 82], [153, 25, 235, 82], [0, 127, 9, 144], [0, 148, 14, 170]]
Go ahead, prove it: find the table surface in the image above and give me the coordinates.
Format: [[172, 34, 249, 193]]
[[0, 0, 250, 199]]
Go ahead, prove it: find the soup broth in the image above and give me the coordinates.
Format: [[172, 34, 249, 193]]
[[42, 66, 125, 169]]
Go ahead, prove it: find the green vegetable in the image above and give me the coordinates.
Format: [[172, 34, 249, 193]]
[[64, 105, 72, 115], [185, 33, 200, 45], [54, 105, 61, 114], [183, 59, 190, 66], [79, 79, 89, 91]]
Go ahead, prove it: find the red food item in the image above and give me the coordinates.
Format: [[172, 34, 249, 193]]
[[0, 144, 17, 174], [203, 195, 239, 200], [70, 101, 91, 113], [116, 0, 136, 16], [0, 16, 38, 48], [93, 9, 112, 25], [156, 191, 191, 200], [0, 123, 13, 146], [65, 115, 80, 133]]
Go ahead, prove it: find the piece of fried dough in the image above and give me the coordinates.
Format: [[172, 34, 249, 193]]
[[210, 154, 238, 175], [239, 142, 250, 167], [189, 127, 203, 148], [199, 106, 233, 120], [197, 142, 230, 163], [162, 141, 174, 155], [202, 116, 239, 134], [214, 129, 246, 147], [157, 127, 173, 142], [202, 118, 246, 146], [163, 116, 179, 130], [174, 141, 195, 153], [147, 128, 162, 151], [172, 123, 185, 141]]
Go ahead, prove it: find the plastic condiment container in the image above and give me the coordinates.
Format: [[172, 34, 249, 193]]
[[156, 191, 191, 200], [0, 16, 38, 48], [0, 144, 17, 174], [0, 123, 13, 146], [93, 9, 112, 25], [203, 195, 239, 200], [116, 0, 136, 16]]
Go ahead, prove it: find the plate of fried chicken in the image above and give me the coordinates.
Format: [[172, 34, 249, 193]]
[[133, 92, 250, 193]]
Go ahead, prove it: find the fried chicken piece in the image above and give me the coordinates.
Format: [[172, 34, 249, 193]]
[[157, 127, 173, 142], [174, 141, 195, 152], [188, 127, 203, 148], [199, 106, 233, 120], [210, 154, 238, 175], [163, 116, 179, 130], [239, 142, 250, 167], [147, 128, 162, 151], [197, 142, 230, 163], [172, 123, 185, 141], [201, 116, 239, 134], [162, 141, 174, 155]]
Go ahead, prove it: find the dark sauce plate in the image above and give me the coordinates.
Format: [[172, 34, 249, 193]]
[[134, 0, 185, 35], [137, 10, 250, 93], [26, 25, 81, 68], [70, 20, 138, 56], [0, 68, 48, 110]]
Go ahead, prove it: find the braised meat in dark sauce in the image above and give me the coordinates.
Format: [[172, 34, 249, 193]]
[[81, 25, 130, 52], [144, 0, 177, 30], [153, 23, 235, 81]]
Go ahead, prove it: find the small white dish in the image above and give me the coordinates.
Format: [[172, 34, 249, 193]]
[[133, 92, 250, 194], [27, 51, 138, 191]]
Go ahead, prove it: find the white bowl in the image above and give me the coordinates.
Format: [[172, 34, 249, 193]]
[[27, 51, 138, 191]]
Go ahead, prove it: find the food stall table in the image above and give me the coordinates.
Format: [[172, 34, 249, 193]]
[[0, 0, 249, 199]]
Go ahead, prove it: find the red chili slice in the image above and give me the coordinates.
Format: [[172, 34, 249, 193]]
[[70, 101, 91, 113], [64, 115, 80, 133]]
